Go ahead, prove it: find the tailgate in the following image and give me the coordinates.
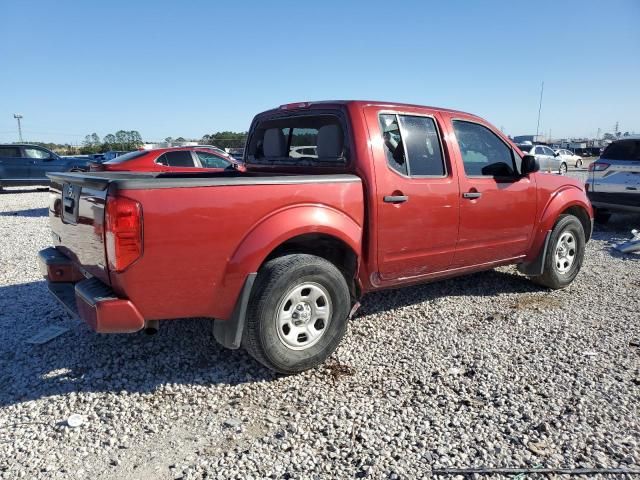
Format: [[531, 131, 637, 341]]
[[48, 173, 111, 284], [592, 159, 640, 194]]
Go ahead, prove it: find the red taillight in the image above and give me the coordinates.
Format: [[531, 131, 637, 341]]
[[105, 196, 142, 272], [588, 161, 610, 172]]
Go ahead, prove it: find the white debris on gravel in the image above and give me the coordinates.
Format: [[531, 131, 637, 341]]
[[0, 186, 639, 480]]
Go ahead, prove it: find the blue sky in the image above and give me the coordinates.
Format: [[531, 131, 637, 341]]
[[1, 0, 638, 144]]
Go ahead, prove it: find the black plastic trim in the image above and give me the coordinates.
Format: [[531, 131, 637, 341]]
[[517, 230, 552, 276], [48, 172, 361, 191], [213, 273, 257, 350]]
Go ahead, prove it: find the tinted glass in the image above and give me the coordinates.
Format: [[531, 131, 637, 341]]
[[379, 114, 407, 175], [163, 151, 195, 167], [452, 120, 516, 177], [518, 144, 533, 153], [0, 147, 21, 157], [196, 151, 230, 168], [247, 114, 345, 166], [104, 150, 148, 164], [397, 115, 445, 176], [601, 140, 640, 161], [24, 148, 51, 159]]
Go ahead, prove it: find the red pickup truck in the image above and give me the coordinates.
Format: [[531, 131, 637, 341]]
[[39, 101, 593, 373]]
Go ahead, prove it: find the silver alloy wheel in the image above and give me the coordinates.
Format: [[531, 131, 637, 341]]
[[559, 163, 567, 175], [275, 282, 332, 351], [554, 231, 576, 274]]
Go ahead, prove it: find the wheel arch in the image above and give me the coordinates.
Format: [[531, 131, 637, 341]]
[[217, 205, 363, 317]]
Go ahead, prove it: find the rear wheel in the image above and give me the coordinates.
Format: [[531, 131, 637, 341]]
[[532, 214, 585, 289], [559, 162, 568, 175], [243, 254, 351, 374]]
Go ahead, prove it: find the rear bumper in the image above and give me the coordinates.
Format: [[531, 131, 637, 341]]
[[587, 191, 640, 213], [38, 247, 145, 333]]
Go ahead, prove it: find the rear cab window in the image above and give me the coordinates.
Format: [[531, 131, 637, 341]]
[[246, 111, 347, 168], [379, 113, 446, 177]]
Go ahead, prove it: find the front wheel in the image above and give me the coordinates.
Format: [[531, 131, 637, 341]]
[[243, 254, 351, 374], [559, 162, 568, 175], [532, 214, 585, 289]]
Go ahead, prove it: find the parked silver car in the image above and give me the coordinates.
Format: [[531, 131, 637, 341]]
[[517, 143, 567, 174], [586, 137, 640, 223], [555, 148, 583, 168]]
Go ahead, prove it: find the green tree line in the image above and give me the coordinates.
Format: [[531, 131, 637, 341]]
[[81, 130, 143, 154]]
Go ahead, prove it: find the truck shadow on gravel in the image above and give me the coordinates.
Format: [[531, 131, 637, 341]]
[[0, 207, 48, 217], [0, 281, 278, 409], [0, 268, 545, 408]]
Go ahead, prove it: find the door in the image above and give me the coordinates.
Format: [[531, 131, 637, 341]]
[[534, 145, 550, 170], [365, 108, 460, 280], [449, 118, 537, 267], [0, 145, 30, 180], [25, 146, 67, 180]]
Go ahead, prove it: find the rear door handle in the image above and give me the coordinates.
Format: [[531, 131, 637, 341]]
[[462, 192, 482, 199], [383, 195, 408, 204]]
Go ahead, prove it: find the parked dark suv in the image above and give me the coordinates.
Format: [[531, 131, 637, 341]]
[[0, 144, 91, 191]]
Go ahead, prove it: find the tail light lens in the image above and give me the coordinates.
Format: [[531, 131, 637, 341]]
[[588, 161, 610, 172], [105, 196, 142, 272]]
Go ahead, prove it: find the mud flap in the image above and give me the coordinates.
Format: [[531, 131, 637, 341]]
[[517, 231, 552, 276], [213, 273, 257, 349]]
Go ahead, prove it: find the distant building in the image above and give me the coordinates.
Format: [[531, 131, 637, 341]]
[[513, 135, 547, 144]]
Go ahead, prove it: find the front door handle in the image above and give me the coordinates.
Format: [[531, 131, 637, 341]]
[[384, 195, 408, 204], [462, 191, 482, 199]]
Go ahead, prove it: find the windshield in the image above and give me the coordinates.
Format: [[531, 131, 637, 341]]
[[103, 150, 148, 164], [518, 144, 533, 153], [601, 140, 640, 161], [247, 114, 346, 166]]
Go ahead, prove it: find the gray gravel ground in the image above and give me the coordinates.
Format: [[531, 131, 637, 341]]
[[0, 183, 639, 480]]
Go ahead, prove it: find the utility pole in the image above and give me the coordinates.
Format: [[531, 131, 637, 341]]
[[535, 81, 544, 139], [13, 114, 23, 142]]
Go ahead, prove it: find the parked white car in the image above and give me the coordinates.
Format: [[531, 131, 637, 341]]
[[518, 144, 567, 174], [555, 149, 583, 168]]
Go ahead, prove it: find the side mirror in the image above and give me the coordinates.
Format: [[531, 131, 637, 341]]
[[554, 152, 560, 157], [521, 155, 539, 175]]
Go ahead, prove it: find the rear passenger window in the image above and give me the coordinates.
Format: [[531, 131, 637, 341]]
[[196, 151, 230, 168], [157, 151, 195, 167], [452, 120, 517, 177], [0, 147, 21, 157], [379, 114, 445, 176]]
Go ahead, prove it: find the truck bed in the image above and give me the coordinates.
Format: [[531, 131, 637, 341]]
[[46, 170, 364, 324]]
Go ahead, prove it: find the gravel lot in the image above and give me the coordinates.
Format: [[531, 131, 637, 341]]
[[0, 182, 638, 480]]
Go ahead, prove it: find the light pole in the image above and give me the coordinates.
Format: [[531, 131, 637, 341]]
[[535, 81, 544, 140], [13, 114, 23, 142]]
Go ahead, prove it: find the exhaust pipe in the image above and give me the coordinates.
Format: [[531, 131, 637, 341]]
[[144, 320, 159, 335]]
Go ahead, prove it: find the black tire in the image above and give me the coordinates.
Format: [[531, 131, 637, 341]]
[[532, 214, 585, 289], [559, 162, 568, 175], [575, 159, 583, 168], [594, 209, 611, 224], [243, 254, 351, 374]]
